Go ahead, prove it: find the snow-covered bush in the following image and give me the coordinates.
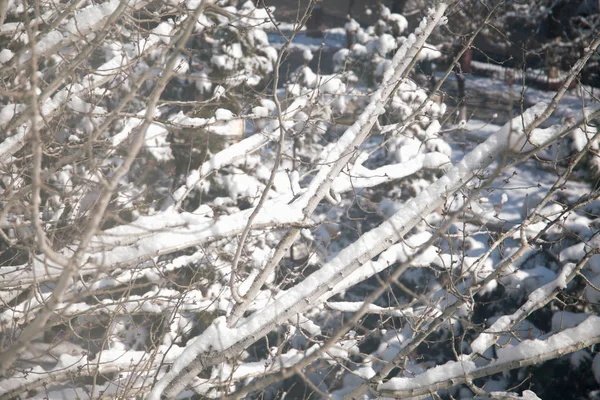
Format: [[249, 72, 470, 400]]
[[0, 1, 599, 399]]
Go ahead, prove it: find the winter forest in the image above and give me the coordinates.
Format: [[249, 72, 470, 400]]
[[1, 0, 600, 398]]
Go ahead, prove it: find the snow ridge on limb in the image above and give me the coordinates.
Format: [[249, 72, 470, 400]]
[[149, 3, 451, 398], [470, 261, 580, 355], [0, 136, 446, 291], [331, 152, 451, 193], [149, 99, 585, 398], [150, 7, 595, 399], [242, 102, 551, 336], [343, 101, 600, 399], [225, 0, 450, 329], [377, 315, 600, 398]]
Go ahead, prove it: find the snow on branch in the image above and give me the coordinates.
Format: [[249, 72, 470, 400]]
[[3, 1, 599, 398], [171, 97, 308, 204], [0, 345, 184, 399], [0, 7, 173, 162], [155, 98, 598, 398], [0, 141, 447, 293], [149, 4, 452, 398], [225, 0, 451, 331], [470, 262, 577, 355], [377, 315, 600, 398], [331, 152, 451, 194]]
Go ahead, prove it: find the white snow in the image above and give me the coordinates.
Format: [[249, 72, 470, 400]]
[[144, 123, 173, 161], [215, 108, 234, 120], [497, 316, 600, 363], [252, 106, 269, 118], [388, 13, 408, 34], [379, 316, 600, 395], [5, 1, 600, 399], [378, 355, 477, 393], [0, 49, 14, 65], [302, 48, 313, 62], [211, 54, 234, 70]]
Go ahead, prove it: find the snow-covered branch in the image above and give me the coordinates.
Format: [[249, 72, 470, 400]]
[[2, 0, 600, 398], [378, 316, 600, 398]]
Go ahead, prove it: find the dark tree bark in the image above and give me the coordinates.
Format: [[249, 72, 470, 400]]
[[306, 4, 325, 38], [348, 0, 356, 17], [391, 0, 407, 14]]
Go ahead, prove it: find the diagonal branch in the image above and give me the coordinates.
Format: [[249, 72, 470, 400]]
[[377, 316, 600, 398]]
